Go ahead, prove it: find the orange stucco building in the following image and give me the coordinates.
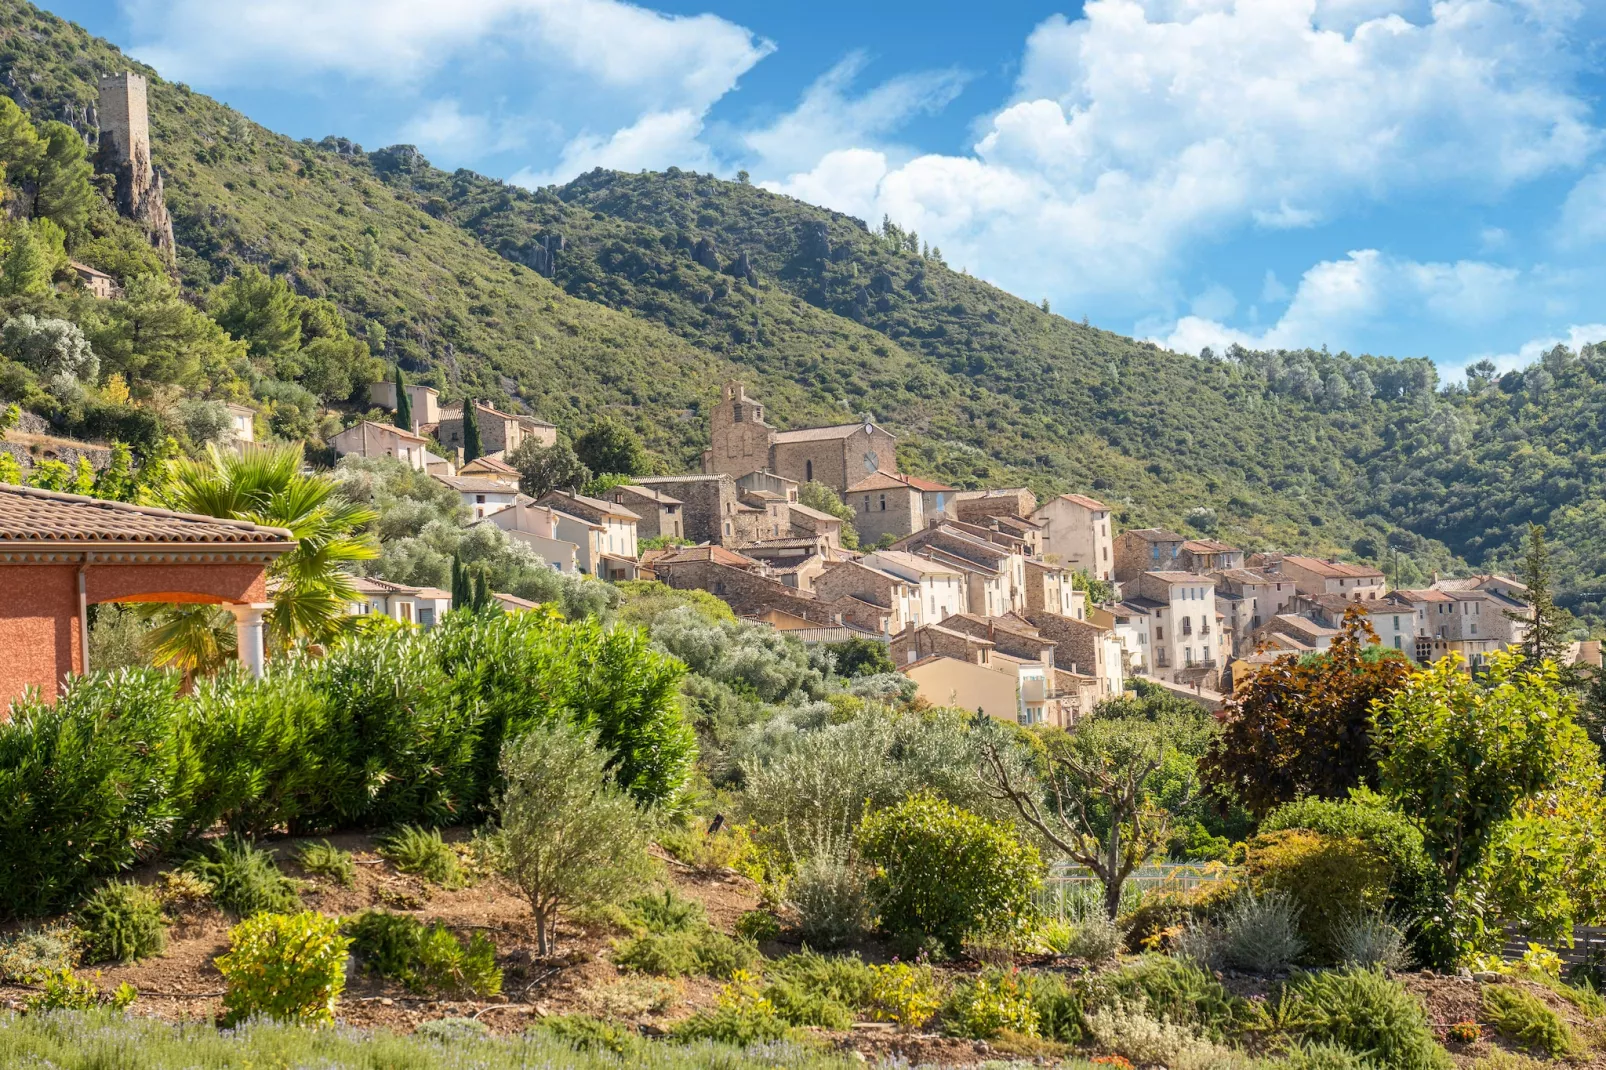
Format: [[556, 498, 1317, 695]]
[[0, 484, 296, 707]]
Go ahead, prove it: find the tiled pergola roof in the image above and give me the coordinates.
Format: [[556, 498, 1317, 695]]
[[0, 484, 294, 545]]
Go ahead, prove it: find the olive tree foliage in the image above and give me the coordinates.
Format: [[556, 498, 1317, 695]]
[[649, 606, 827, 704], [333, 455, 618, 619], [2, 314, 96, 395], [497, 723, 654, 956], [737, 708, 1029, 866], [979, 716, 1175, 919]]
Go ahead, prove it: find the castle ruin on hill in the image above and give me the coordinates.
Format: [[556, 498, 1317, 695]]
[[96, 72, 174, 258]]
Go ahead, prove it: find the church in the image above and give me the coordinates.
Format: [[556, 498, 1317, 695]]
[[701, 382, 898, 494]]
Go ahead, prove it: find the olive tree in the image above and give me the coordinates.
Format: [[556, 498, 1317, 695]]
[[498, 723, 654, 955]]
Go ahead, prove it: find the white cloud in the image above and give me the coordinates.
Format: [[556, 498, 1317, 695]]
[[1555, 169, 1606, 249], [741, 53, 968, 178], [1155, 249, 1520, 354], [513, 109, 713, 188], [400, 100, 491, 156], [1458, 322, 1606, 378], [767, 0, 1595, 317], [126, 0, 772, 112]]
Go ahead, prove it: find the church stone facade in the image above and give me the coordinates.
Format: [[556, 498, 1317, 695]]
[[702, 382, 897, 495]]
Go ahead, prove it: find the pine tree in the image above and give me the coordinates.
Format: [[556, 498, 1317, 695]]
[[461, 399, 483, 462], [1509, 523, 1575, 676], [393, 366, 411, 431]]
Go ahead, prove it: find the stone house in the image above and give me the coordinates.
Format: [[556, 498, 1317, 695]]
[[859, 550, 966, 624], [225, 403, 256, 445], [787, 502, 844, 548], [936, 612, 1057, 670], [347, 577, 452, 629], [1178, 539, 1244, 573], [846, 471, 923, 543], [538, 490, 640, 569], [610, 484, 685, 541], [438, 401, 556, 459], [954, 488, 1036, 522], [1032, 493, 1114, 581], [1126, 571, 1227, 685], [479, 498, 580, 572], [812, 561, 924, 635], [1386, 583, 1530, 667], [1113, 528, 1187, 582], [1277, 556, 1387, 600], [894, 523, 1025, 615], [1024, 558, 1084, 619], [458, 455, 521, 484], [1024, 609, 1123, 697], [368, 381, 442, 434], [702, 382, 898, 494], [332, 420, 433, 472], [891, 622, 997, 667], [70, 260, 121, 300], [632, 474, 746, 544], [1214, 568, 1298, 657], [434, 475, 520, 520]]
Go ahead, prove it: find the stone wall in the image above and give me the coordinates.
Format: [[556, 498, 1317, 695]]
[[954, 488, 1036, 521], [1025, 610, 1108, 681], [635, 475, 743, 544], [850, 485, 919, 544], [706, 382, 774, 478]]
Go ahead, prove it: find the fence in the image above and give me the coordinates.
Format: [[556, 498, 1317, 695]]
[[1038, 861, 1234, 921], [1500, 925, 1606, 967]]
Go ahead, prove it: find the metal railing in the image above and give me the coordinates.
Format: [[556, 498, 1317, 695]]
[[1038, 861, 1234, 921]]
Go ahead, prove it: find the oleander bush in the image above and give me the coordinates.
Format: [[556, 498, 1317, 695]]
[[215, 911, 352, 1026], [75, 881, 166, 964], [344, 910, 502, 997]]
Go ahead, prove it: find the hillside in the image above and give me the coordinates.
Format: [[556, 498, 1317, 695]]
[[3, 0, 1606, 614]]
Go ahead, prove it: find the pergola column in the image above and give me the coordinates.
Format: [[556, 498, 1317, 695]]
[[227, 602, 272, 677]]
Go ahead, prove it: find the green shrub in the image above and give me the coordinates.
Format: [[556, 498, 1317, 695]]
[[0, 671, 186, 917], [24, 968, 136, 1012], [1333, 910, 1409, 970], [867, 961, 943, 1030], [1066, 914, 1123, 964], [657, 824, 754, 875], [1482, 985, 1576, 1058], [535, 1013, 641, 1056], [1278, 1041, 1376, 1069], [788, 848, 869, 950], [76, 881, 166, 964], [628, 888, 705, 934], [671, 971, 792, 1045], [344, 910, 502, 997], [735, 910, 781, 943], [1220, 890, 1305, 972], [1121, 878, 1239, 952], [378, 825, 463, 888], [856, 792, 1042, 954], [762, 977, 855, 1029], [1287, 967, 1452, 1070], [216, 911, 351, 1026], [1100, 955, 1243, 1040], [943, 969, 1040, 1039], [1245, 830, 1392, 963], [295, 840, 355, 886], [767, 950, 878, 1011], [185, 837, 301, 918], [1019, 972, 1085, 1043], [414, 1017, 491, 1043], [1262, 792, 1449, 965], [613, 928, 759, 979], [0, 925, 77, 982]]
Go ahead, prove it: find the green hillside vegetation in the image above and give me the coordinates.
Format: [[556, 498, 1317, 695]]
[[0, 0, 1602, 615]]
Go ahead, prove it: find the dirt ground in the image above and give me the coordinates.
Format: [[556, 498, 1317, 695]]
[[4, 832, 1605, 1067]]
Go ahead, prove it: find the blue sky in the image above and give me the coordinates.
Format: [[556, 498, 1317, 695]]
[[43, 0, 1606, 375]]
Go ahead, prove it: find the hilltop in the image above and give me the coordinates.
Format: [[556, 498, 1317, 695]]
[[1, 0, 1605, 613]]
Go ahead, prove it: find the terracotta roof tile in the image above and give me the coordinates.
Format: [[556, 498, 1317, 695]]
[[0, 484, 295, 545]]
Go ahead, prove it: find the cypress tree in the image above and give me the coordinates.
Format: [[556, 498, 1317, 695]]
[[1509, 522, 1574, 678], [393, 367, 411, 431], [462, 399, 483, 462], [472, 567, 490, 613], [450, 552, 471, 610]]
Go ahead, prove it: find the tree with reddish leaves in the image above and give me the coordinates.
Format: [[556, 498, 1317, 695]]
[[1202, 605, 1413, 817]]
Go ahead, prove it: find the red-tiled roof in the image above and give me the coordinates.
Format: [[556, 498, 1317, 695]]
[[0, 484, 295, 545], [1283, 555, 1385, 579], [1056, 493, 1108, 510]]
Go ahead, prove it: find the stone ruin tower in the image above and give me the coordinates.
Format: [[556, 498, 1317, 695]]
[[96, 72, 174, 258]]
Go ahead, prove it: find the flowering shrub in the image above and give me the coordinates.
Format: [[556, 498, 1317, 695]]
[[1446, 1020, 1482, 1043], [216, 911, 350, 1026]]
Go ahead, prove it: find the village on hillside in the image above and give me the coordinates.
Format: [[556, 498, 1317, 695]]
[[323, 376, 1561, 726]]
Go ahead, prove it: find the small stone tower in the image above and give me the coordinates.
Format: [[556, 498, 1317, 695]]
[[96, 72, 174, 258]]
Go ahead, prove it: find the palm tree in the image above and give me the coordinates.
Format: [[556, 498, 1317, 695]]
[[157, 443, 379, 653], [142, 603, 235, 693]]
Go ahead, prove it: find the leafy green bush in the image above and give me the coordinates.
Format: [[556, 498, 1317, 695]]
[[1279, 1043, 1377, 1070], [767, 949, 878, 1010], [1482, 985, 1576, 1058], [0, 924, 78, 982], [868, 962, 943, 1030], [856, 792, 1042, 954], [735, 910, 781, 943], [295, 840, 355, 886], [76, 881, 166, 964], [344, 911, 501, 997], [0, 671, 186, 917], [1287, 967, 1452, 1070], [378, 826, 463, 888], [762, 977, 855, 1029], [534, 1013, 641, 1056], [185, 838, 301, 918], [628, 888, 705, 934], [1019, 971, 1085, 1043], [613, 928, 759, 979], [1100, 956, 1244, 1040], [25, 968, 136, 1012], [1245, 829, 1392, 963], [216, 911, 351, 1026], [943, 970, 1040, 1039], [671, 971, 792, 1045]]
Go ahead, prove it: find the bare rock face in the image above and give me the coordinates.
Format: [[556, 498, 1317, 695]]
[[95, 72, 174, 258]]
